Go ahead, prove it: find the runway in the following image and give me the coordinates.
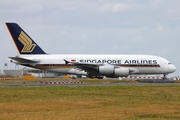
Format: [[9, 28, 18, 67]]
[[0, 79, 179, 87]]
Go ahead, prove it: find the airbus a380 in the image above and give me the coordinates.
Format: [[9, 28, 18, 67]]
[[5, 23, 176, 78]]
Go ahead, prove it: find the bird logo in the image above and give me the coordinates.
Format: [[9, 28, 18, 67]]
[[18, 31, 36, 52]]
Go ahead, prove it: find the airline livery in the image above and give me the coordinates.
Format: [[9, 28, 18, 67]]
[[5, 23, 176, 78]]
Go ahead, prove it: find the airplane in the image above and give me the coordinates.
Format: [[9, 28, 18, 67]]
[[5, 23, 176, 79]]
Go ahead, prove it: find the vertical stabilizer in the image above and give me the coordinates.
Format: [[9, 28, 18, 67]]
[[5, 23, 46, 54]]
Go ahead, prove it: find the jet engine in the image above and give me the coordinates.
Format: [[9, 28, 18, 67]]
[[98, 65, 129, 77]]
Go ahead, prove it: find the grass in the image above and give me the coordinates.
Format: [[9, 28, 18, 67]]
[[0, 85, 180, 120]]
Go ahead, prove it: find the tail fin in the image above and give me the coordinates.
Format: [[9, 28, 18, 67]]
[[5, 23, 46, 54]]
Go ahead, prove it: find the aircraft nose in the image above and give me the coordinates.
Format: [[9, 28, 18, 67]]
[[170, 64, 176, 73]]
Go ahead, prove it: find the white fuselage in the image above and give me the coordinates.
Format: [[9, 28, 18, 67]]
[[6, 23, 176, 78], [13, 54, 176, 77]]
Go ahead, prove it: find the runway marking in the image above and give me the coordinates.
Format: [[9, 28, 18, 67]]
[[40, 81, 84, 85]]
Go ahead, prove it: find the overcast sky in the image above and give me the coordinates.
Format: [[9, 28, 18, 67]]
[[0, 0, 179, 77]]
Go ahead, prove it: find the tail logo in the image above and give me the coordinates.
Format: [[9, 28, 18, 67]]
[[18, 31, 36, 52]]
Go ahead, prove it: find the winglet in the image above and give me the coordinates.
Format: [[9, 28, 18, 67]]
[[63, 59, 79, 65], [64, 59, 72, 65], [5, 23, 46, 54]]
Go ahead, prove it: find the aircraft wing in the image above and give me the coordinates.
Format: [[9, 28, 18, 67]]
[[9, 57, 39, 63], [75, 63, 100, 73], [64, 59, 100, 70], [64, 59, 110, 75], [64, 59, 137, 76]]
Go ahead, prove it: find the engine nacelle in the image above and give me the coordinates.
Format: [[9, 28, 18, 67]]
[[114, 67, 129, 76], [99, 65, 129, 77]]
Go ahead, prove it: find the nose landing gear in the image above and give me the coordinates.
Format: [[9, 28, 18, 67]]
[[163, 74, 168, 80]]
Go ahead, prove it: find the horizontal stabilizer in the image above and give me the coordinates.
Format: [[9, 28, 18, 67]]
[[9, 57, 39, 63]]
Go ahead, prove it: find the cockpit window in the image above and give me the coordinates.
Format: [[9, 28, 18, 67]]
[[168, 63, 171, 65]]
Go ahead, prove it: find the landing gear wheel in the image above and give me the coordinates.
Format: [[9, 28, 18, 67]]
[[163, 74, 168, 80]]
